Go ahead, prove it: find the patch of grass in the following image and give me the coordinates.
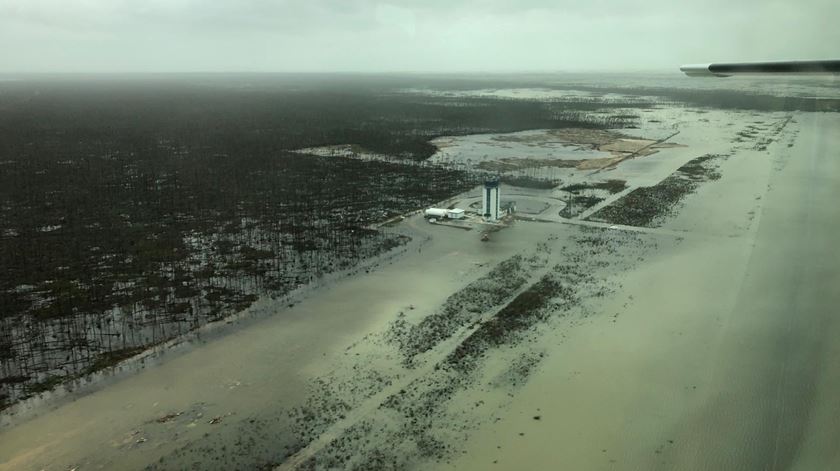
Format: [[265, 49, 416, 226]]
[[588, 154, 725, 226], [561, 179, 627, 194], [500, 175, 560, 189]]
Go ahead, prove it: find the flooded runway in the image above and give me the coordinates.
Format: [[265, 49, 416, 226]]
[[436, 112, 840, 471], [654, 112, 840, 471]]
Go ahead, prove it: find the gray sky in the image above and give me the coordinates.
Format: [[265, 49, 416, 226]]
[[1, 0, 838, 73]]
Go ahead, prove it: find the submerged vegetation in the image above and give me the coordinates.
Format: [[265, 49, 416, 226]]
[[390, 254, 532, 365], [588, 154, 728, 226], [557, 179, 628, 218]]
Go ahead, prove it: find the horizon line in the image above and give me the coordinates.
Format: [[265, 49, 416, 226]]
[[0, 68, 681, 77]]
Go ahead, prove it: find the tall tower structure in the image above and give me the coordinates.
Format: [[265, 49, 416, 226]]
[[482, 179, 501, 221]]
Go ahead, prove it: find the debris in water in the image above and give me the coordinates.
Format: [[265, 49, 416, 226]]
[[155, 412, 183, 423]]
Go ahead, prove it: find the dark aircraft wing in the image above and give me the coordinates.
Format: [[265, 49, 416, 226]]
[[681, 60, 840, 77]]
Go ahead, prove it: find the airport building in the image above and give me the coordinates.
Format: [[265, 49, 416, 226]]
[[447, 208, 465, 219]]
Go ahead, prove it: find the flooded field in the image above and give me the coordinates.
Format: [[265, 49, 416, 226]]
[[429, 129, 612, 164]]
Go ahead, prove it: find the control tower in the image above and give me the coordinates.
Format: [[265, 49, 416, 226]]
[[482, 179, 501, 221]]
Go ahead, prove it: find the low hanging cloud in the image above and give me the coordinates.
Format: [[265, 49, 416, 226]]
[[0, 0, 838, 72]]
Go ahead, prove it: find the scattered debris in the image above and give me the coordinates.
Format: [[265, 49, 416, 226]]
[[155, 412, 183, 424]]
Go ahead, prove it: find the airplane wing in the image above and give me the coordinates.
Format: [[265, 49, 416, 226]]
[[681, 60, 840, 77]]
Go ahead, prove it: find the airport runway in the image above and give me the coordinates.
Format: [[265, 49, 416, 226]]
[[657, 111, 840, 470]]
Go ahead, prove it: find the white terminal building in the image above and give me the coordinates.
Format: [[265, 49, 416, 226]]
[[447, 208, 465, 219], [482, 179, 501, 221]]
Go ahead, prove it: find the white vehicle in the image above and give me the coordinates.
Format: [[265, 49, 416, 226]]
[[424, 208, 448, 219]]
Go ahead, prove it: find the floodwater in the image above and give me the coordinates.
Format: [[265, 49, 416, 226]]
[[429, 130, 611, 165], [408, 74, 840, 100], [404, 87, 659, 103], [2, 107, 840, 470], [0, 206, 559, 470], [435, 112, 840, 470]]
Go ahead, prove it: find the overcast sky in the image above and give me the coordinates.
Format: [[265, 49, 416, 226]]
[[1, 0, 838, 73]]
